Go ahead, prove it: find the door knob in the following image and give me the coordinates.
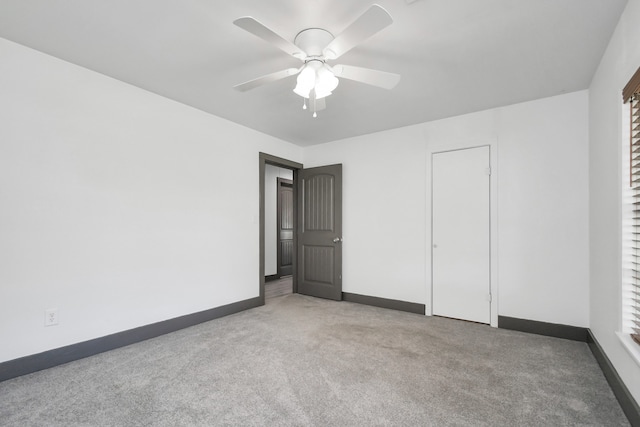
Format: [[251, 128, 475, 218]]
[[333, 237, 342, 243]]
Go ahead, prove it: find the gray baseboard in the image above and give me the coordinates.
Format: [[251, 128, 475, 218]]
[[0, 296, 262, 383], [265, 275, 279, 282], [342, 292, 425, 315], [498, 315, 588, 342], [587, 331, 640, 427]]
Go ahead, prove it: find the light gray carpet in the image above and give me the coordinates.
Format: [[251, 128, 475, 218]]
[[0, 294, 629, 426]]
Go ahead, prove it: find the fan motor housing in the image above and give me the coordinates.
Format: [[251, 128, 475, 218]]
[[294, 28, 334, 58]]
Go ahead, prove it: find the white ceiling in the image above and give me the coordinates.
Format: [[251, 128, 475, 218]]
[[0, 0, 628, 146]]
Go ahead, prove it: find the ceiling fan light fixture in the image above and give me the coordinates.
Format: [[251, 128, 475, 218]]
[[293, 61, 339, 100], [313, 88, 333, 100], [293, 64, 316, 98], [314, 65, 339, 99]]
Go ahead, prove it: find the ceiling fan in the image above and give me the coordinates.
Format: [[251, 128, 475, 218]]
[[233, 4, 401, 117]]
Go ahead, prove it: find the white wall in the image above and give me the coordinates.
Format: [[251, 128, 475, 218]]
[[0, 38, 302, 363], [304, 90, 589, 328], [589, 0, 640, 404], [264, 165, 293, 276]]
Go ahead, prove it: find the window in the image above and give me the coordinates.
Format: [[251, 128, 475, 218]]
[[623, 67, 640, 347]]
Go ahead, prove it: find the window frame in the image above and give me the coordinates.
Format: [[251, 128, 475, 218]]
[[620, 67, 640, 363]]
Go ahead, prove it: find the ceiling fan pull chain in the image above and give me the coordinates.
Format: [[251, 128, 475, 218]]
[[313, 96, 317, 118], [303, 98, 307, 110]]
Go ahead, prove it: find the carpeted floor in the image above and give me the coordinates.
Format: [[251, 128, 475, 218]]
[[0, 294, 630, 426]]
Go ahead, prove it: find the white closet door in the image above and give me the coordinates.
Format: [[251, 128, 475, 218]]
[[432, 146, 491, 324]]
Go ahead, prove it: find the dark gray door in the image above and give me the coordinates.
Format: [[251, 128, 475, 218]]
[[297, 164, 342, 300], [277, 178, 293, 277]]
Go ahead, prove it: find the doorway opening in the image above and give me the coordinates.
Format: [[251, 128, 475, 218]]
[[265, 172, 293, 299], [259, 153, 344, 305], [259, 153, 302, 304]]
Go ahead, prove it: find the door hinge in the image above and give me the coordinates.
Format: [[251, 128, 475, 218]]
[[487, 293, 492, 302], [485, 167, 492, 176]]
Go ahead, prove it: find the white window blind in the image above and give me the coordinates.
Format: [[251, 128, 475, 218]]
[[624, 67, 640, 346]]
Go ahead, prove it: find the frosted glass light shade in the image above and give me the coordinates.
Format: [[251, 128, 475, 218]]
[[314, 65, 339, 99], [293, 65, 316, 98], [293, 61, 339, 100]]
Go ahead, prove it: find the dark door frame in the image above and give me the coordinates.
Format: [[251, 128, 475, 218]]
[[259, 153, 303, 305]]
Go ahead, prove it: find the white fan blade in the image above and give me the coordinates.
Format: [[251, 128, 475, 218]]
[[234, 17, 305, 59], [323, 5, 393, 60], [234, 68, 300, 92], [332, 65, 400, 89]]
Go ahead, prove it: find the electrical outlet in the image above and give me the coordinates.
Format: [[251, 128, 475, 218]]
[[45, 308, 59, 326]]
